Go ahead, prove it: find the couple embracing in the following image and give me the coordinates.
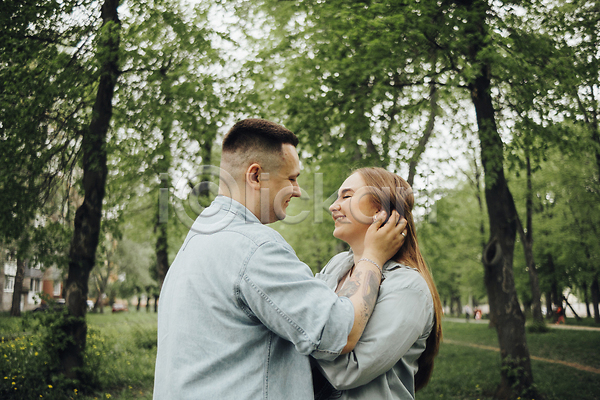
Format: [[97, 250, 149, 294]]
[[153, 119, 443, 400]]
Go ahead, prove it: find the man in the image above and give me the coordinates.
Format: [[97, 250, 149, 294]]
[[153, 119, 406, 399]]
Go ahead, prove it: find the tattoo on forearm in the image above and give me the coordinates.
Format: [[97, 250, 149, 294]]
[[337, 270, 361, 298], [361, 270, 379, 319], [338, 269, 380, 319], [364, 270, 379, 305]]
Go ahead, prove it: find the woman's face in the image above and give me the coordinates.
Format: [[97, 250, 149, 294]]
[[329, 173, 380, 245]]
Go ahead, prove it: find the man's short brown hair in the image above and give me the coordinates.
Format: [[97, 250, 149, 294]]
[[222, 119, 298, 154]]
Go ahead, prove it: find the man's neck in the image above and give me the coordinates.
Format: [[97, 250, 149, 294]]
[[218, 186, 263, 223]]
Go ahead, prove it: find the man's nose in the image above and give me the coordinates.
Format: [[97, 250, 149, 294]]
[[292, 182, 302, 197]]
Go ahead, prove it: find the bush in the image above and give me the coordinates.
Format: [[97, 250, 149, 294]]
[[527, 319, 550, 333], [132, 325, 157, 350], [1, 310, 158, 399], [0, 306, 109, 400]]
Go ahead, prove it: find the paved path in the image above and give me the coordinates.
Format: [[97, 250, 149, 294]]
[[443, 317, 600, 331]]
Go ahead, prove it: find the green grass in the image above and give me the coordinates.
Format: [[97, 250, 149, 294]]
[[2, 312, 599, 400], [81, 309, 157, 400], [418, 320, 600, 400], [0, 308, 157, 400], [560, 316, 599, 328]]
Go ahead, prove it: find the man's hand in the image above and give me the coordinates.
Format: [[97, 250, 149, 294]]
[[362, 210, 408, 267]]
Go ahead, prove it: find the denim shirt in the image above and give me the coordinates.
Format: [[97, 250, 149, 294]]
[[153, 196, 354, 400], [315, 252, 434, 400]]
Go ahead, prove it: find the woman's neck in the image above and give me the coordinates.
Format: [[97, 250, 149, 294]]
[[349, 244, 364, 266]]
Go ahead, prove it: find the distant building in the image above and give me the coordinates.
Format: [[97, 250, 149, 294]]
[[1, 258, 63, 312]]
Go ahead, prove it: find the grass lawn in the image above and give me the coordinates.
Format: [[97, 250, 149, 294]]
[[0, 308, 157, 400], [81, 308, 157, 400], [2, 311, 599, 399], [418, 319, 600, 400]]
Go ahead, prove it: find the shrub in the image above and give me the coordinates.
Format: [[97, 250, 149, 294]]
[[527, 320, 550, 334], [0, 306, 108, 400], [132, 325, 157, 350]]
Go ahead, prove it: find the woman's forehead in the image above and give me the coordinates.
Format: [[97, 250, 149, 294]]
[[340, 172, 365, 190]]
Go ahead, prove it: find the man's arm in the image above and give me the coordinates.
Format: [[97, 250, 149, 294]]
[[338, 211, 407, 353]]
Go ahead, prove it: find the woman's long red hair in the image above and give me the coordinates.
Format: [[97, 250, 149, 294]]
[[356, 167, 443, 391]]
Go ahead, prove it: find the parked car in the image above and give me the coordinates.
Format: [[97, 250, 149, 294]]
[[32, 300, 65, 313], [112, 303, 128, 313]]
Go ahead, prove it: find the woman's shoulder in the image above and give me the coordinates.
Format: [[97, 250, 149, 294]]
[[382, 262, 431, 293]]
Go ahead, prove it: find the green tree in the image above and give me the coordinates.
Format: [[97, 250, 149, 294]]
[[0, 0, 92, 242], [1, 0, 94, 318], [546, 0, 600, 320], [532, 148, 600, 322], [61, 0, 121, 380], [419, 181, 488, 314], [112, 0, 226, 288], [236, 0, 559, 396]]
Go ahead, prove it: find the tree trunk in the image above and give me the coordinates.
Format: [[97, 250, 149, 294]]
[[591, 275, 600, 324], [582, 282, 592, 318], [407, 82, 438, 187], [59, 0, 120, 381], [10, 258, 26, 317], [154, 64, 173, 290], [563, 295, 581, 321], [547, 255, 562, 315], [156, 176, 169, 288], [469, 54, 539, 400], [516, 154, 544, 325], [94, 294, 104, 313], [545, 291, 553, 321]]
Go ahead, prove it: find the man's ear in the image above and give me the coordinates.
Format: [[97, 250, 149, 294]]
[[246, 163, 262, 191]]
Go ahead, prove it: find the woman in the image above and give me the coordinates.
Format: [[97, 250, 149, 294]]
[[313, 167, 443, 400]]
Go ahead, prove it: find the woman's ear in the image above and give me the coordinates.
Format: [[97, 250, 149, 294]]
[[246, 163, 262, 191]]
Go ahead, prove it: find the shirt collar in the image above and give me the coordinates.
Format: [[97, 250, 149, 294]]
[[212, 195, 261, 225]]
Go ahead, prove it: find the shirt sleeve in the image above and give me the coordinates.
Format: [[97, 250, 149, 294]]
[[317, 280, 433, 390], [237, 240, 355, 360]]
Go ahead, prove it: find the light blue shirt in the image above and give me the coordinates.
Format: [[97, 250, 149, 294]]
[[315, 252, 434, 400], [153, 196, 354, 400]]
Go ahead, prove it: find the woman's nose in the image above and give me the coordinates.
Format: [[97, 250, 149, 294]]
[[329, 201, 340, 213]]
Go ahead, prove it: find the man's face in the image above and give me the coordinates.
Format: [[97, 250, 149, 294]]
[[260, 143, 301, 223]]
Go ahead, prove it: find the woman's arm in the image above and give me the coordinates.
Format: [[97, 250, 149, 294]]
[[336, 262, 381, 354], [336, 212, 407, 353], [318, 277, 434, 390]]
